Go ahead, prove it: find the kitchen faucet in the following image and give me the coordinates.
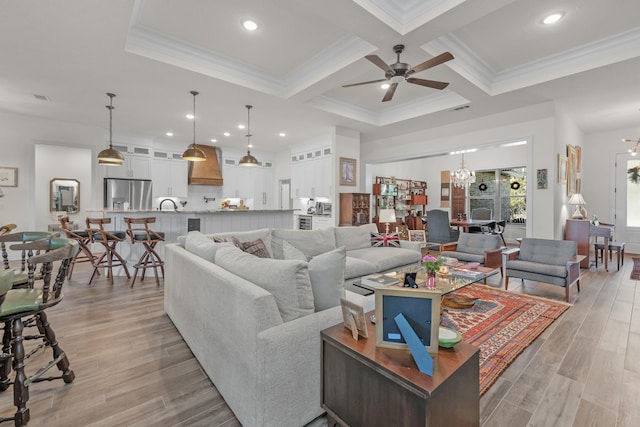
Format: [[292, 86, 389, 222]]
[[159, 198, 178, 211]]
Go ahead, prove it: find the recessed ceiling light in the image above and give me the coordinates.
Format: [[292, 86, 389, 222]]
[[210, 138, 217, 143], [237, 124, 245, 130], [279, 132, 286, 137], [248, 144, 254, 148], [166, 132, 174, 137], [186, 114, 194, 119], [242, 20, 258, 31], [542, 12, 564, 25], [380, 83, 390, 89], [223, 132, 231, 137]]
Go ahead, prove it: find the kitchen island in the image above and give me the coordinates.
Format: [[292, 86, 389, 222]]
[[84, 209, 294, 275]]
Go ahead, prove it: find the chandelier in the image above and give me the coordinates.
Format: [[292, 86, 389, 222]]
[[451, 154, 476, 188]]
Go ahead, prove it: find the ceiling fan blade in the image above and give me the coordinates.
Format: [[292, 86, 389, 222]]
[[382, 82, 398, 102], [407, 52, 454, 75], [622, 138, 640, 143], [406, 77, 449, 90], [365, 55, 393, 74], [342, 78, 388, 88]]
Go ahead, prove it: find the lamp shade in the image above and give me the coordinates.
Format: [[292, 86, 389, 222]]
[[568, 193, 586, 206], [379, 209, 396, 224]]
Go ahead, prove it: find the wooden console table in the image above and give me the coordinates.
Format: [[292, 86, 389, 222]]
[[321, 315, 479, 427]]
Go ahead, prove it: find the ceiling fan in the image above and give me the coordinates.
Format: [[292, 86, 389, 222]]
[[343, 44, 454, 102]]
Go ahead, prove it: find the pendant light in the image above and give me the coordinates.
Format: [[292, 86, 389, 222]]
[[239, 104, 259, 167], [451, 153, 476, 188], [97, 93, 125, 166], [182, 90, 206, 162]]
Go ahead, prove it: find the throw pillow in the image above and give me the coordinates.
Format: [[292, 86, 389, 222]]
[[184, 231, 233, 262], [282, 240, 307, 261], [240, 238, 272, 258], [370, 232, 401, 248], [308, 246, 346, 312], [213, 235, 243, 248], [215, 246, 315, 322]]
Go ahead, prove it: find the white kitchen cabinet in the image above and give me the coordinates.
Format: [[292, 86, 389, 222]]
[[151, 151, 189, 198], [311, 215, 333, 230], [290, 145, 332, 198], [223, 157, 274, 207], [105, 144, 152, 179]]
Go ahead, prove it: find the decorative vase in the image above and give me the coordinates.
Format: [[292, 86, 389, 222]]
[[427, 271, 437, 289]]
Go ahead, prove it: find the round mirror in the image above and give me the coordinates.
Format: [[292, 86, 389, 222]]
[[50, 178, 80, 212]]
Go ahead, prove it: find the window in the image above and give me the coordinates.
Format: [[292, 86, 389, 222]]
[[469, 167, 526, 224], [627, 159, 640, 226]]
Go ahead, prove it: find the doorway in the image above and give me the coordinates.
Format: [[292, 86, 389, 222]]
[[614, 152, 640, 253], [279, 179, 291, 210]]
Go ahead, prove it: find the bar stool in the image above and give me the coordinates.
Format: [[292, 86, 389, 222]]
[[59, 216, 98, 280], [595, 240, 625, 271], [86, 217, 130, 284], [124, 217, 165, 287]]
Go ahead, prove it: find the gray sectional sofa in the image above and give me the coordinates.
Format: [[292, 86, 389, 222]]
[[164, 223, 422, 427]]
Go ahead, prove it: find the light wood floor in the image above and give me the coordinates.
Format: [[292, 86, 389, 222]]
[[0, 256, 637, 426]]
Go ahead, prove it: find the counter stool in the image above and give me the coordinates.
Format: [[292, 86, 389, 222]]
[[124, 217, 165, 287], [595, 240, 625, 271], [86, 217, 130, 284], [59, 216, 98, 280]]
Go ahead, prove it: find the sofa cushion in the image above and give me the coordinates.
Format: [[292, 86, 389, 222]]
[[282, 240, 307, 261], [519, 238, 577, 266], [271, 228, 336, 259], [309, 247, 346, 311], [335, 223, 378, 251], [440, 251, 485, 264], [215, 246, 314, 322], [347, 247, 422, 273], [184, 231, 233, 262], [344, 256, 377, 280], [239, 238, 272, 258], [213, 235, 243, 248], [370, 232, 401, 248], [455, 233, 501, 255], [507, 260, 567, 278]]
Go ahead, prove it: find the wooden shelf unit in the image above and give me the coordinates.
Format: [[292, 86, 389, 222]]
[[339, 193, 371, 226], [372, 176, 428, 222]]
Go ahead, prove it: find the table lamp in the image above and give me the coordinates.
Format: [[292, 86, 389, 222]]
[[568, 193, 586, 219], [379, 209, 397, 234]]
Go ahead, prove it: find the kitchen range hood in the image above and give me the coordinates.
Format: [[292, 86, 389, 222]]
[[188, 145, 224, 186]]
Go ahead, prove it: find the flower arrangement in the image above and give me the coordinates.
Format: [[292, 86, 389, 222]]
[[422, 254, 443, 274], [220, 200, 230, 209]]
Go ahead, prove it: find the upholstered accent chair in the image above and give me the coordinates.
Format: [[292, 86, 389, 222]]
[[441, 232, 504, 276], [425, 210, 459, 245], [505, 238, 581, 302]]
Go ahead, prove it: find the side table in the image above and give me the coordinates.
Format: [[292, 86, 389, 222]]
[[321, 315, 479, 427]]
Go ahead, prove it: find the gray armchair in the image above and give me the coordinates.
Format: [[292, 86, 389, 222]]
[[425, 210, 459, 244], [505, 238, 581, 302]]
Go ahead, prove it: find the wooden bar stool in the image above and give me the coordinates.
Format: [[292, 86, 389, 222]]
[[86, 217, 130, 284], [124, 217, 165, 287], [59, 216, 98, 280]]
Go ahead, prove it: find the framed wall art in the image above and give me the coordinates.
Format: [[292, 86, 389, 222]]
[[536, 169, 548, 189], [408, 229, 426, 243], [558, 154, 567, 184], [0, 167, 18, 187], [339, 157, 356, 186], [567, 145, 576, 195]]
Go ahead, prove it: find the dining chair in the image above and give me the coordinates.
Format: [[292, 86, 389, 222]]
[[0, 237, 78, 425], [0, 231, 57, 288]]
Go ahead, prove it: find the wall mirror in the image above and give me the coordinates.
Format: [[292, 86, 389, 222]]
[[50, 178, 80, 213]]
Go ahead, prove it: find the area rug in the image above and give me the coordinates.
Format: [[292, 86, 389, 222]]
[[440, 284, 570, 395], [631, 257, 640, 280]]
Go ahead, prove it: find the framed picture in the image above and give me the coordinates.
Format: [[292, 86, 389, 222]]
[[340, 298, 368, 340], [536, 168, 548, 189], [0, 167, 17, 187], [339, 157, 356, 186], [567, 145, 576, 195], [558, 154, 567, 184], [575, 145, 581, 172], [375, 286, 441, 353], [408, 230, 426, 243]]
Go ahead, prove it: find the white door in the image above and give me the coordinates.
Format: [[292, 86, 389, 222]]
[[280, 181, 291, 209], [615, 152, 640, 253]]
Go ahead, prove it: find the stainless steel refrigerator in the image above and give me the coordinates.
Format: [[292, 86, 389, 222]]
[[104, 178, 153, 210]]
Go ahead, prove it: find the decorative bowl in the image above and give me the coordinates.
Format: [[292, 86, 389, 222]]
[[438, 326, 462, 348], [467, 262, 480, 269]]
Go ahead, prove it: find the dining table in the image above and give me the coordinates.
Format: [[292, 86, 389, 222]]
[[450, 219, 495, 233]]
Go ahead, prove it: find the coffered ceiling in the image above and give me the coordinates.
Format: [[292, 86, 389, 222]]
[[1, 0, 639, 153]]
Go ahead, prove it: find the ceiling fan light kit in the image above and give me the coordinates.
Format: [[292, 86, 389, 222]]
[[182, 90, 207, 162], [239, 105, 259, 167], [343, 44, 453, 102], [97, 93, 125, 166], [623, 137, 640, 156]]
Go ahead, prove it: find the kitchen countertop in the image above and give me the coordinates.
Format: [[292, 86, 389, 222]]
[[90, 209, 296, 214]]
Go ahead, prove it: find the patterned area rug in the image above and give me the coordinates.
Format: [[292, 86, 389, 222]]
[[631, 257, 640, 280], [440, 284, 570, 395]]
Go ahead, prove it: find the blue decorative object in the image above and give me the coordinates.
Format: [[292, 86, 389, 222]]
[[394, 313, 434, 375]]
